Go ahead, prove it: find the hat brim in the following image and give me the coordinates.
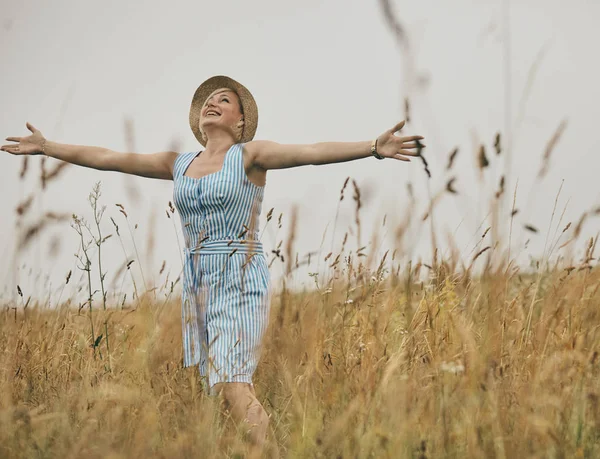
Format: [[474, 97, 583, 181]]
[[189, 75, 258, 147]]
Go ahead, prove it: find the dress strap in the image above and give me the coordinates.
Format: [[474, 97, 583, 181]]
[[173, 151, 200, 178], [225, 144, 246, 182]]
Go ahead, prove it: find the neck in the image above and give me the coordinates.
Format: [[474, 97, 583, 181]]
[[203, 129, 237, 154]]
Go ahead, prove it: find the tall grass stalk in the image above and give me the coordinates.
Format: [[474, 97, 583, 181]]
[[110, 214, 141, 308], [89, 183, 111, 371], [71, 214, 98, 359]]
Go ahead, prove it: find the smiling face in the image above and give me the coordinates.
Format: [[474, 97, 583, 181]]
[[199, 88, 244, 142]]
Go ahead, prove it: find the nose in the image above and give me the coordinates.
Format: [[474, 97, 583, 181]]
[[203, 99, 216, 117]]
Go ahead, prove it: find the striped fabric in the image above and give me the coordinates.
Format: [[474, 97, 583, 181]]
[[172, 144, 271, 390]]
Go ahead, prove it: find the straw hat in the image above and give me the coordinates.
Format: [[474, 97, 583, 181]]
[[189, 75, 258, 146]]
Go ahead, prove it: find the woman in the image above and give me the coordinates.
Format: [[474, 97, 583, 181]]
[[1, 75, 425, 451]]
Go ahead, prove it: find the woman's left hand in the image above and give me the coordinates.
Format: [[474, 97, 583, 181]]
[[376, 120, 425, 161]]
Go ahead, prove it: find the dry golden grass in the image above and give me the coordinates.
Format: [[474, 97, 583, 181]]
[[2, 260, 600, 458]]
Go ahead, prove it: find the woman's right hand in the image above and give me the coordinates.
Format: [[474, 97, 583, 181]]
[[1, 122, 46, 155]]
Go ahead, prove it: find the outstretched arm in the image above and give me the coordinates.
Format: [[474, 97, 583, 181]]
[[245, 121, 424, 170], [2, 123, 178, 180]]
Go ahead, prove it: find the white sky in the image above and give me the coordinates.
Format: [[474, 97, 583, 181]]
[[1, 0, 599, 304]]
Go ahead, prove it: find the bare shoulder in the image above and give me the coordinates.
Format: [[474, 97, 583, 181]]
[[243, 140, 279, 163], [124, 150, 180, 180], [155, 150, 180, 175], [241, 140, 310, 170], [159, 150, 180, 162], [243, 140, 267, 153], [147, 150, 179, 161]]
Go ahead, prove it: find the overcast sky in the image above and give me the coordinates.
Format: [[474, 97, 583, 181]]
[[1, 0, 599, 303]]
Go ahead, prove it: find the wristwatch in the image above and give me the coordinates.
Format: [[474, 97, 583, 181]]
[[371, 139, 384, 160]]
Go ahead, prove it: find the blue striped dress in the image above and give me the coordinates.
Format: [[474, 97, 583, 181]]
[[172, 143, 271, 390]]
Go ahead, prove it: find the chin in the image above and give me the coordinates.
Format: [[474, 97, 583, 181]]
[[200, 118, 217, 127], [202, 117, 229, 129]]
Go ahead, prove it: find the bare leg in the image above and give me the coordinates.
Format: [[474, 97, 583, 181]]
[[213, 382, 269, 455]]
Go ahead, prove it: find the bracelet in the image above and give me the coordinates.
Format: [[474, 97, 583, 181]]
[[41, 139, 47, 155], [370, 138, 384, 160]]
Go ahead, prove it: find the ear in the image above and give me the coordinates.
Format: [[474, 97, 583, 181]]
[[237, 118, 245, 128]]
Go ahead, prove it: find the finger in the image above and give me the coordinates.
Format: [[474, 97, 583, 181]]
[[401, 135, 425, 142], [5, 137, 21, 142], [26, 122, 37, 133], [397, 149, 421, 157], [1, 144, 20, 150], [400, 143, 426, 149], [394, 154, 411, 162], [389, 120, 406, 134]]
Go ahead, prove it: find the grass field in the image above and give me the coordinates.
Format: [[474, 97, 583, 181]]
[[2, 252, 600, 457]]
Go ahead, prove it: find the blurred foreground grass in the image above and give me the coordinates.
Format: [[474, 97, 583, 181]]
[[2, 263, 600, 458]]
